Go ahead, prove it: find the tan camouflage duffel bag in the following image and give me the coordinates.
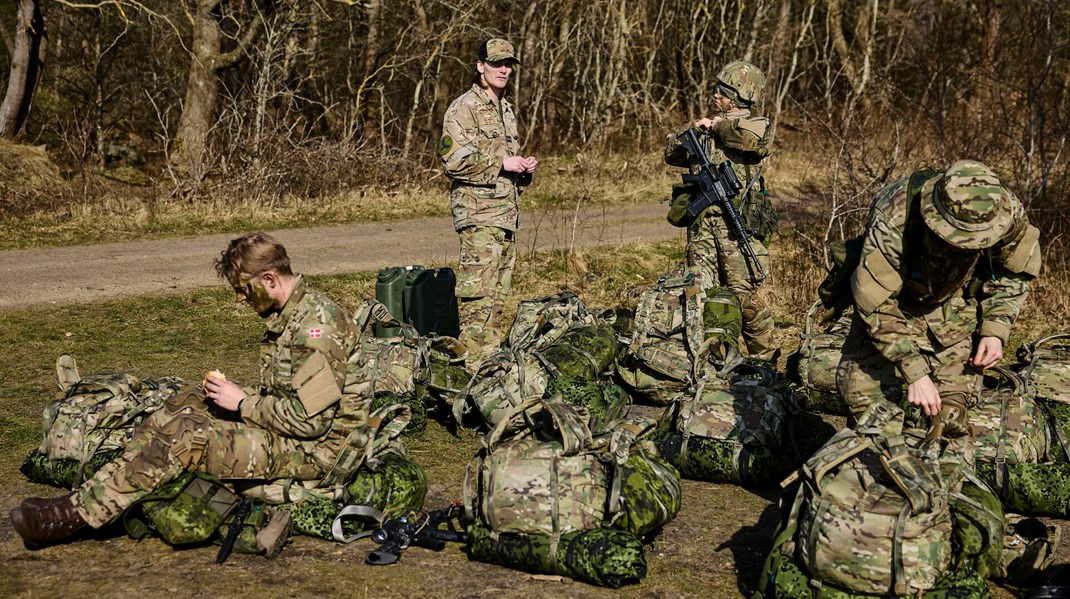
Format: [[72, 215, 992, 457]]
[[784, 300, 854, 415], [616, 275, 741, 405], [771, 402, 955, 596], [464, 396, 681, 539], [505, 290, 598, 353]]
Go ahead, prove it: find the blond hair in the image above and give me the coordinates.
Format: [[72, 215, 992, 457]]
[[214, 232, 293, 286]]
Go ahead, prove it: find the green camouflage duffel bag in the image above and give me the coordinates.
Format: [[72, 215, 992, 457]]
[[464, 397, 681, 539], [544, 375, 630, 434], [616, 277, 740, 405], [466, 521, 647, 588], [1016, 331, 1070, 405], [20, 355, 188, 488], [652, 362, 835, 487], [454, 323, 621, 433], [784, 300, 853, 415], [772, 403, 954, 596], [123, 472, 292, 557]]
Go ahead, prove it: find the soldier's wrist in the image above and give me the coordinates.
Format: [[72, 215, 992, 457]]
[[897, 355, 930, 384]]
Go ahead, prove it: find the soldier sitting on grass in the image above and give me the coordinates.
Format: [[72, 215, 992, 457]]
[[10, 232, 370, 549]]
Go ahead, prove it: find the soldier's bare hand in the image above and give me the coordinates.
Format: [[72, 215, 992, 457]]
[[694, 117, 722, 130], [204, 376, 246, 412], [907, 375, 942, 417], [523, 156, 538, 172], [970, 336, 1004, 369], [502, 156, 530, 173]]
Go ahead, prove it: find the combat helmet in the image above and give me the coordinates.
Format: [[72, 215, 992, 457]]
[[919, 159, 1018, 250], [716, 61, 766, 107]]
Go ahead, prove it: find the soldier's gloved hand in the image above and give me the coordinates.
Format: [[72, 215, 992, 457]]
[[970, 336, 1004, 369], [907, 375, 942, 417]]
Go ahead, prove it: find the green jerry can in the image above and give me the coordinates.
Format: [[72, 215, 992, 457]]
[[375, 265, 425, 338], [407, 268, 461, 339]]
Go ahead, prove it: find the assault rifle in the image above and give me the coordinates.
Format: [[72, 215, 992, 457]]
[[365, 503, 470, 565], [676, 127, 766, 283]]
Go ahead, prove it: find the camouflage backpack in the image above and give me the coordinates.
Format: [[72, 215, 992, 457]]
[[20, 355, 187, 488], [652, 361, 836, 487], [454, 322, 621, 433], [766, 402, 954, 596], [784, 301, 854, 415], [464, 396, 681, 539], [505, 290, 598, 353], [1016, 331, 1070, 405], [616, 276, 741, 405], [971, 367, 1049, 481]]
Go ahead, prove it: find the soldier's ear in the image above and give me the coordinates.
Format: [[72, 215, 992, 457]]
[[260, 270, 280, 288]]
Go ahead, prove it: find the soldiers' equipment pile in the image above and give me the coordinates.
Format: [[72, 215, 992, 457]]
[[455, 291, 622, 432], [758, 403, 962, 597], [20, 355, 187, 488], [463, 397, 681, 587], [616, 276, 741, 405], [651, 361, 835, 487]]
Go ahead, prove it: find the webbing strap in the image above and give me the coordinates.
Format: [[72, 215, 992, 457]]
[[331, 505, 385, 543], [891, 502, 911, 595]]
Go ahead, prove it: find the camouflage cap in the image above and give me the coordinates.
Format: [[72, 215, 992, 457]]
[[920, 159, 1016, 250], [479, 38, 520, 64]]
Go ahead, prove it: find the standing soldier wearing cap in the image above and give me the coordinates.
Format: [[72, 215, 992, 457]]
[[664, 60, 780, 362], [837, 160, 1042, 441], [439, 38, 538, 362]]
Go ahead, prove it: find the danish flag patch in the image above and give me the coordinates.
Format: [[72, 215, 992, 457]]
[[308, 328, 322, 339]]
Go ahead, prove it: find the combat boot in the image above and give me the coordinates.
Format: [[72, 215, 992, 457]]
[[9, 493, 88, 548], [256, 508, 293, 558]]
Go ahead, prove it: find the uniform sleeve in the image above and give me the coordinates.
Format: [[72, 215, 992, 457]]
[[713, 116, 770, 157], [976, 218, 1042, 342], [439, 102, 502, 185], [664, 125, 693, 167], [851, 198, 931, 383], [241, 319, 351, 439]]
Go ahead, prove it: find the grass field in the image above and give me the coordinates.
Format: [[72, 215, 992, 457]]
[[1, 229, 1057, 597]]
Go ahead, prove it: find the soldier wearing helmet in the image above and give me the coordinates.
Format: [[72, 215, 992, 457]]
[[664, 60, 779, 362], [439, 38, 538, 363], [837, 160, 1042, 441]]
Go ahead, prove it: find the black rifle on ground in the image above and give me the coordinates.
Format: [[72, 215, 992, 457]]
[[366, 503, 470, 565], [216, 498, 252, 565], [676, 127, 766, 283]]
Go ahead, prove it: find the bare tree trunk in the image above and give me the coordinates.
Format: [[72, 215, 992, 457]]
[[0, 0, 46, 138], [359, 0, 381, 143], [172, 0, 265, 175]]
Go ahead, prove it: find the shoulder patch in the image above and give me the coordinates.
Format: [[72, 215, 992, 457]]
[[438, 135, 454, 157], [736, 117, 769, 138]]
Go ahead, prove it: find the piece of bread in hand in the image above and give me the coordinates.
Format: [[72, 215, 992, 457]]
[[203, 370, 226, 391]]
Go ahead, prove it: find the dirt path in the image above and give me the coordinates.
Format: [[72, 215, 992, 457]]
[[0, 202, 680, 310]]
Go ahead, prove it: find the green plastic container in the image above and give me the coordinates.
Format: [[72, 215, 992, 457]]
[[375, 265, 424, 338]]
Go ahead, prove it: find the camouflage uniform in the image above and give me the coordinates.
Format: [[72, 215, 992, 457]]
[[837, 161, 1042, 432], [73, 276, 367, 527], [440, 80, 525, 355], [664, 105, 776, 360]]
